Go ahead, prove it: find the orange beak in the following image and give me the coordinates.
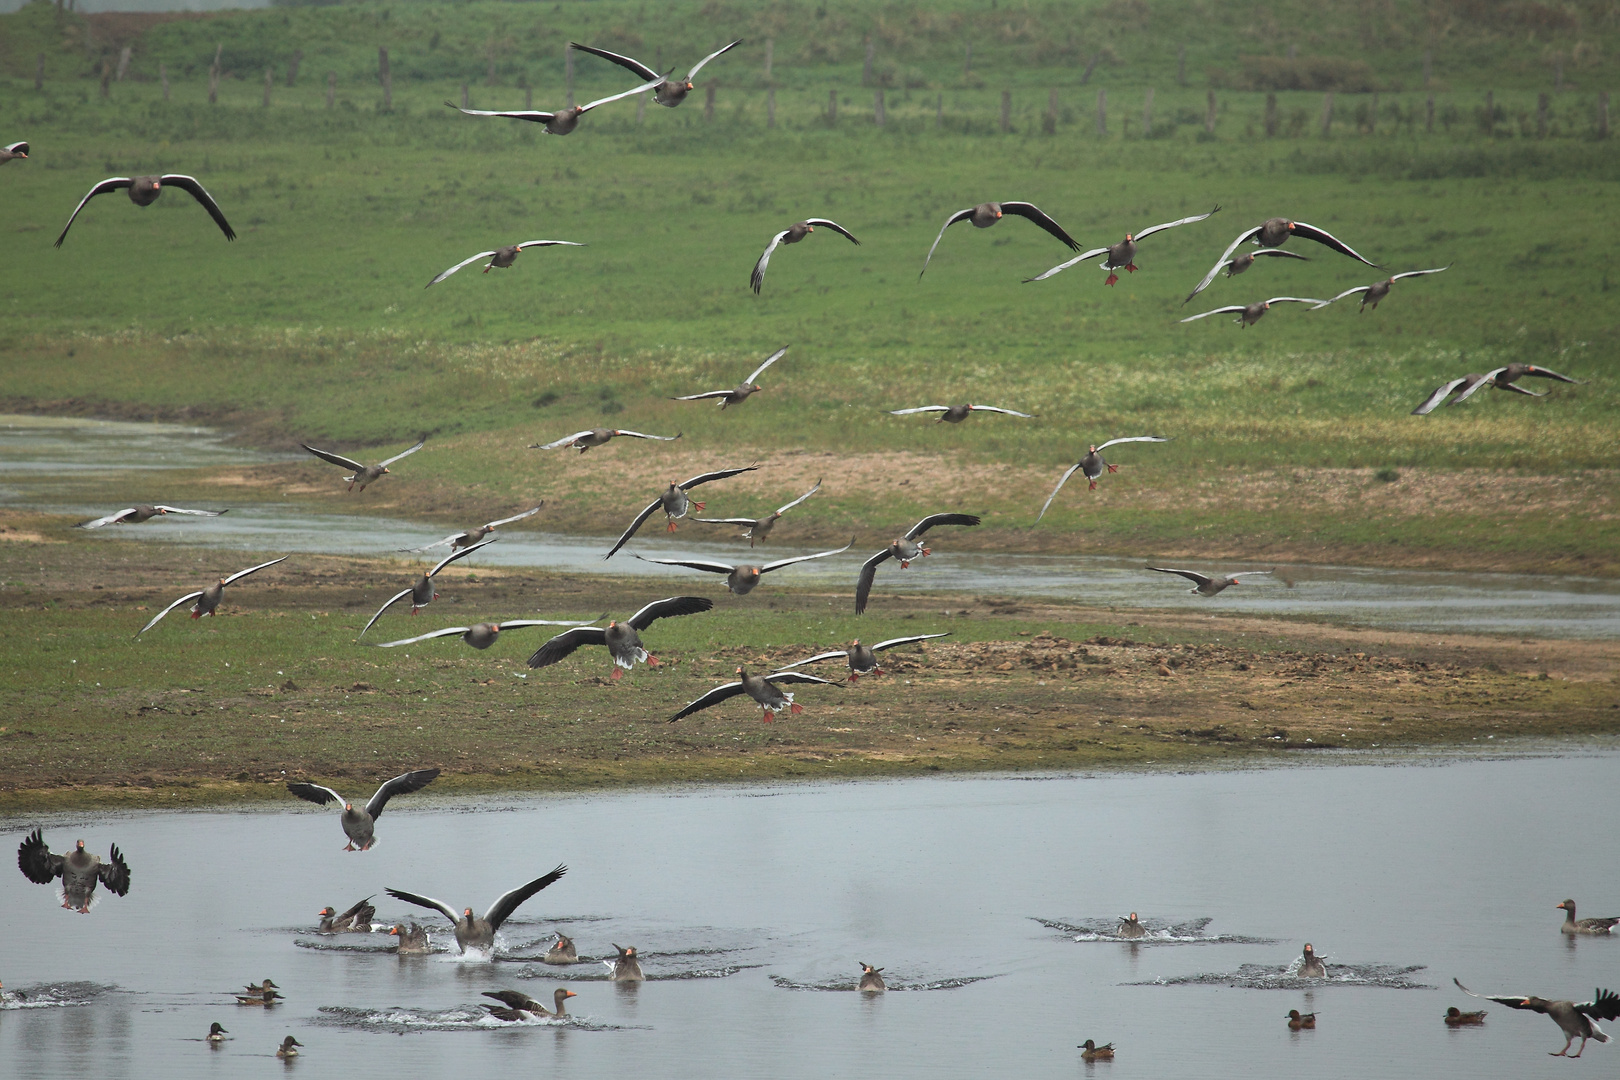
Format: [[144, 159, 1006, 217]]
[[565, 990, 578, 998]]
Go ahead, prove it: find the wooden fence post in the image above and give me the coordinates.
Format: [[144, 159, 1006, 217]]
[[763, 38, 772, 82], [964, 42, 971, 76], [209, 44, 221, 104], [36, 52, 45, 91], [1554, 55, 1564, 93], [160, 61, 169, 100], [1176, 44, 1186, 86], [1045, 87, 1058, 135], [1143, 87, 1154, 136], [1264, 91, 1277, 136], [704, 83, 715, 121], [827, 88, 837, 125], [1423, 49, 1432, 87], [99, 58, 110, 98], [326, 71, 336, 108], [766, 86, 775, 128], [1369, 91, 1378, 134], [862, 37, 873, 86], [1425, 93, 1434, 133], [874, 86, 885, 127], [1536, 92, 1548, 137], [936, 91, 943, 127], [1205, 89, 1217, 133], [263, 66, 272, 107], [378, 47, 391, 111], [287, 50, 301, 87], [1001, 89, 1011, 133], [1080, 53, 1100, 84], [116, 45, 131, 81], [1096, 89, 1106, 135], [1321, 91, 1334, 136]]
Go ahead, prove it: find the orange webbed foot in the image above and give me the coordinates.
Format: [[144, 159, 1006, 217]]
[[666, 521, 679, 533], [1088, 479, 1099, 490], [762, 710, 774, 723], [691, 501, 705, 512], [1125, 263, 1138, 273], [1104, 274, 1119, 286], [610, 668, 624, 680], [1107, 463, 1120, 473]]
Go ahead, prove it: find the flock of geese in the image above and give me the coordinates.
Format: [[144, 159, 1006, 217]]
[[4, 33, 1600, 1066]]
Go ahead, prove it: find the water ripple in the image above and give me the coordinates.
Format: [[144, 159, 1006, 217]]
[[1033, 916, 1278, 945], [770, 974, 997, 992], [1130, 962, 1432, 990]]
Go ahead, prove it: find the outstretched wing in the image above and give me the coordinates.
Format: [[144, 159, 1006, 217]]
[[96, 844, 131, 897], [526, 625, 609, 668], [1518, 365, 1579, 384], [745, 347, 789, 386], [803, 218, 861, 244], [568, 41, 659, 81], [580, 75, 666, 114], [301, 443, 367, 473], [515, 239, 584, 251], [1179, 305, 1248, 323], [484, 989, 545, 1012], [668, 680, 748, 721], [919, 208, 978, 278], [1411, 377, 1471, 415], [400, 532, 469, 554], [855, 549, 895, 614], [428, 537, 495, 577], [360, 589, 414, 637], [378, 437, 428, 469], [615, 429, 682, 441], [134, 590, 204, 638], [774, 479, 823, 516], [1147, 566, 1212, 588], [1022, 246, 1113, 283], [631, 554, 736, 575], [484, 506, 544, 529], [448, 104, 557, 124], [54, 177, 134, 247], [1036, 463, 1085, 523], [426, 250, 498, 287], [627, 594, 715, 630], [1453, 979, 1550, 1013], [1451, 368, 1509, 405], [776, 649, 850, 670], [1289, 221, 1378, 267], [871, 632, 952, 652], [483, 864, 568, 930], [1390, 265, 1449, 282], [78, 509, 139, 529], [685, 39, 743, 82], [1182, 224, 1265, 303], [17, 828, 65, 884], [385, 888, 461, 925], [751, 231, 789, 293], [535, 430, 595, 450], [1094, 436, 1169, 453], [221, 556, 289, 587], [153, 505, 226, 518], [888, 406, 950, 415], [680, 464, 760, 490], [759, 539, 853, 574], [1577, 989, 1620, 1022], [671, 389, 734, 401], [970, 405, 1033, 417], [764, 670, 841, 686], [285, 781, 346, 807], [364, 768, 441, 820], [1314, 285, 1371, 307], [998, 202, 1082, 251], [1132, 205, 1220, 242], [1266, 296, 1328, 307], [495, 618, 599, 629], [905, 513, 981, 539], [158, 175, 237, 241], [604, 498, 664, 560]]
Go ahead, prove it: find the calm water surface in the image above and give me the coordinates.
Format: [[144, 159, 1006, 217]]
[[3, 752, 1618, 1078]]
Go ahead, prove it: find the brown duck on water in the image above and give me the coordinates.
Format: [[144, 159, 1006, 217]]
[[751, 219, 862, 293], [77, 504, 226, 529], [570, 40, 741, 108], [424, 241, 583, 287], [532, 428, 681, 454], [527, 596, 713, 679], [1446, 1006, 1488, 1026], [693, 480, 821, 547], [448, 75, 663, 135], [1025, 206, 1220, 286], [387, 866, 568, 955], [134, 556, 288, 638], [632, 538, 852, 595], [286, 769, 442, 850], [778, 633, 951, 682], [1079, 1040, 1115, 1062], [1286, 1009, 1317, 1030], [301, 435, 426, 493], [17, 830, 131, 913], [669, 666, 840, 723], [920, 201, 1082, 278], [1456, 979, 1620, 1058], [359, 539, 496, 637], [1184, 217, 1377, 304], [55, 173, 235, 247]]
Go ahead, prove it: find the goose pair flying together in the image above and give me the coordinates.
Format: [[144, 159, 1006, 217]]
[[1412, 363, 1579, 414], [1183, 216, 1378, 303]]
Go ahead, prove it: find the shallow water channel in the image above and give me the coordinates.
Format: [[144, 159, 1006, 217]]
[[6, 413, 1620, 638], [3, 753, 1618, 1078]]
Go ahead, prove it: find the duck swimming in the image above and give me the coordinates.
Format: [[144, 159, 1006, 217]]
[[1287, 1009, 1317, 1030], [859, 963, 887, 992], [607, 944, 645, 982]]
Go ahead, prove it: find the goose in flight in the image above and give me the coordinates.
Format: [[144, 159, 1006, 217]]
[[402, 506, 542, 552], [0, 141, 27, 164], [672, 347, 787, 408], [855, 513, 981, 614], [632, 538, 851, 595], [1146, 566, 1272, 596], [77, 504, 225, 529], [135, 556, 288, 638], [301, 435, 426, 492], [425, 241, 583, 287], [570, 39, 742, 107], [1184, 217, 1377, 303], [1180, 296, 1325, 328], [285, 769, 442, 850], [778, 632, 951, 681], [669, 666, 840, 723], [526, 596, 713, 678], [751, 219, 861, 293], [447, 74, 664, 134], [1412, 363, 1578, 414], [604, 464, 759, 558], [1455, 979, 1620, 1058], [359, 539, 495, 636], [920, 201, 1081, 278], [371, 618, 596, 651], [1025, 206, 1219, 286], [55, 173, 235, 247], [1037, 437, 1168, 520], [17, 830, 131, 913], [531, 428, 681, 453], [1198, 247, 1311, 283], [1312, 266, 1448, 312], [887, 404, 1032, 423], [386, 865, 567, 954], [693, 479, 820, 546]]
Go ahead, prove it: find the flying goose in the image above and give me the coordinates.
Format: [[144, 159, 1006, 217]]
[[1117, 912, 1146, 939], [359, 539, 495, 636], [483, 987, 576, 1021], [692, 479, 821, 546], [371, 618, 596, 651], [855, 513, 981, 614], [859, 963, 887, 992], [386, 865, 568, 954], [1296, 943, 1327, 978], [526, 595, 713, 678], [1446, 1006, 1488, 1026], [17, 830, 131, 912], [425, 241, 583, 288], [275, 1037, 302, 1058], [751, 219, 861, 293], [1079, 1040, 1115, 1062], [887, 404, 1032, 423], [316, 896, 376, 933], [1286, 1009, 1317, 1030], [1184, 217, 1377, 303], [1312, 266, 1448, 311], [134, 555, 288, 638], [1147, 566, 1272, 596], [1192, 247, 1309, 284], [532, 428, 681, 453], [286, 768, 442, 850], [1179, 296, 1325, 328], [1412, 363, 1578, 414], [1025, 206, 1220, 285], [607, 944, 645, 981], [1456, 979, 1620, 1057], [544, 933, 578, 964], [1558, 899, 1619, 935], [920, 201, 1081, 278], [1037, 437, 1168, 520], [390, 923, 431, 954], [77, 504, 226, 529], [0, 141, 28, 164], [631, 538, 852, 595], [448, 75, 663, 135], [402, 506, 543, 552], [672, 347, 787, 408], [670, 666, 840, 722], [55, 174, 235, 247], [778, 632, 951, 681], [301, 435, 426, 492], [570, 40, 741, 108], [604, 464, 760, 559]]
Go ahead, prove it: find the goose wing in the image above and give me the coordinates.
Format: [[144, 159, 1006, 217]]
[[484, 989, 545, 1012], [1454, 979, 1554, 1013], [1179, 304, 1248, 323], [1577, 989, 1620, 1021], [690, 516, 760, 525], [1451, 368, 1509, 405], [285, 781, 346, 807], [1147, 566, 1213, 588], [759, 538, 853, 574], [401, 532, 469, 553], [157, 175, 236, 241], [1496, 381, 1546, 398], [369, 626, 472, 647], [494, 618, 599, 629], [744, 347, 789, 386], [220, 556, 289, 587], [364, 768, 441, 820], [888, 406, 950, 415], [905, 513, 981, 539], [763, 670, 841, 687], [568, 41, 659, 81], [1390, 265, 1449, 282], [685, 39, 743, 82], [750, 231, 789, 293], [579, 75, 666, 115], [803, 218, 861, 244], [378, 437, 427, 469], [526, 625, 609, 668], [871, 632, 952, 652], [97, 844, 131, 896], [1289, 221, 1377, 266], [969, 405, 1033, 417], [998, 202, 1082, 250], [1131, 205, 1220, 242], [614, 429, 682, 441], [671, 389, 735, 401], [135, 591, 204, 637], [4, 141, 28, 155], [535, 430, 596, 449], [1182, 224, 1265, 303], [1314, 285, 1370, 307], [514, 239, 584, 251], [483, 865, 568, 930], [301, 443, 367, 472], [668, 680, 748, 721], [152, 505, 225, 517], [54, 177, 134, 247], [1036, 463, 1085, 523], [426, 250, 498, 287], [1265, 296, 1328, 307], [484, 506, 544, 529], [604, 498, 665, 560], [385, 888, 461, 925], [1411, 377, 1470, 415], [1250, 249, 1311, 263], [680, 464, 760, 490], [360, 589, 414, 637], [631, 554, 736, 574], [1094, 436, 1169, 453], [774, 479, 823, 516], [78, 508, 140, 529], [776, 649, 850, 670], [919, 208, 978, 278], [627, 594, 715, 630], [448, 104, 557, 124], [1022, 246, 1112, 283], [1519, 365, 1579, 383], [428, 537, 495, 577], [855, 549, 895, 614], [17, 828, 65, 884]]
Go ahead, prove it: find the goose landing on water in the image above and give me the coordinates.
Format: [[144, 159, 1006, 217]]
[[286, 769, 441, 850], [1456, 979, 1620, 1058], [387, 866, 567, 955], [17, 831, 131, 913]]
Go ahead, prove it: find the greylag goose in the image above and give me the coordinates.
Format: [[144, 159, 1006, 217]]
[[1184, 218, 1377, 303], [527, 596, 713, 678], [631, 538, 852, 595], [425, 241, 583, 288], [1079, 1040, 1115, 1062], [859, 963, 887, 993], [1456, 979, 1620, 1057], [1558, 900, 1619, 935], [532, 428, 681, 453], [134, 555, 288, 638], [1287, 1009, 1317, 1030], [448, 75, 662, 135], [672, 348, 786, 409], [778, 632, 951, 681], [1296, 943, 1327, 978], [386, 865, 568, 955], [55, 174, 235, 246], [855, 513, 981, 614], [607, 945, 645, 981], [275, 1036, 302, 1058], [1116, 912, 1146, 939], [1186, 247, 1308, 284], [887, 404, 1032, 423], [669, 666, 840, 722], [483, 987, 576, 1021], [1413, 363, 1578, 414], [1, 141, 27, 164], [751, 219, 861, 293], [1037, 437, 1168, 520], [371, 618, 595, 651], [301, 435, 425, 492], [1313, 266, 1448, 311], [402, 507, 543, 552], [920, 201, 1081, 278], [17, 831, 131, 912], [692, 479, 821, 546], [206, 1022, 228, 1043], [604, 465, 759, 559], [316, 896, 376, 933], [287, 769, 441, 850], [544, 933, 577, 964], [390, 922, 430, 954], [359, 539, 495, 636], [1446, 1006, 1488, 1026], [1147, 566, 1272, 596], [1180, 296, 1325, 328], [1025, 206, 1220, 285], [77, 504, 225, 529], [570, 40, 741, 107]]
